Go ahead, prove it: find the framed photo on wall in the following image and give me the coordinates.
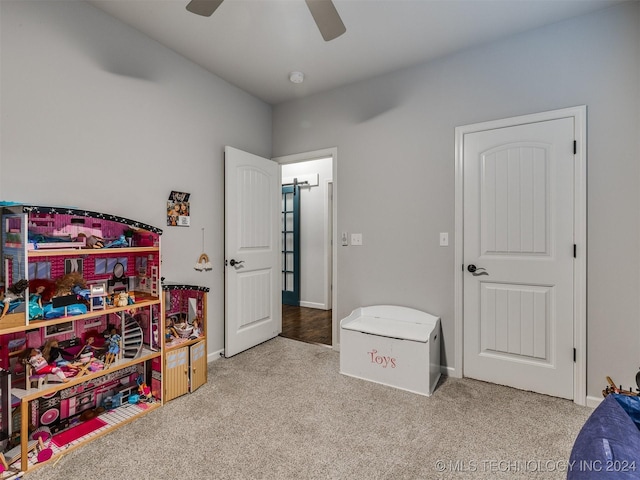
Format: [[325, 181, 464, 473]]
[[167, 191, 191, 227]]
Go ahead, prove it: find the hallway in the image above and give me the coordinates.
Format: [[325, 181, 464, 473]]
[[281, 305, 332, 346]]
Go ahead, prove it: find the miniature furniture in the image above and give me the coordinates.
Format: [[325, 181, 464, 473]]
[[162, 284, 208, 402], [0, 203, 164, 474], [25, 364, 50, 392], [88, 282, 107, 311]]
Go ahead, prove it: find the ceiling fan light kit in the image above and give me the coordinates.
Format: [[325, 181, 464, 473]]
[[185, 0, 346, 41]]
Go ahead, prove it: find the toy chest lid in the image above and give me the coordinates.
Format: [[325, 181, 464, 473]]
[[340, 305, 440, 343]]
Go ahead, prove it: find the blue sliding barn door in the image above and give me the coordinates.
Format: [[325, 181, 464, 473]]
[[282, 185, 300, 306]]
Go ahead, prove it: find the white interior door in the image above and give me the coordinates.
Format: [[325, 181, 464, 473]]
[[225, 146, 281, 357], [463, 117, 575, 399]]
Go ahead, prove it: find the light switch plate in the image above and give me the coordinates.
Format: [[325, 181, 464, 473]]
[[351, 233, 363, 246], [439, 232, 449, 246]]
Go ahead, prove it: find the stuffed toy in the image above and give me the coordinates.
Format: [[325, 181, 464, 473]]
[[115, 292, 129, 307]]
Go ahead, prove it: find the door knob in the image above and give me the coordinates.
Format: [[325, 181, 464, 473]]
[[229, 259, 244, 267], [467, 264, 488, 276]]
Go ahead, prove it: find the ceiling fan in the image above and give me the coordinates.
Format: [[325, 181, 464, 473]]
[[186, 0, 346, 41]]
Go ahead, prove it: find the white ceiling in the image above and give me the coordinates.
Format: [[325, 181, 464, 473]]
[[87, 0, 624, 105]]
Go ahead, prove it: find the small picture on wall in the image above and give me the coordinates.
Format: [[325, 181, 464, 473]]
[[45, 321, 74, 338], [167, 191, 190, 227], [65, 258, 83, 275]]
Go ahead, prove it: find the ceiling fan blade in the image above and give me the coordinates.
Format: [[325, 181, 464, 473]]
[[305, 0, 346, 42], [186, 0, 224, 17]]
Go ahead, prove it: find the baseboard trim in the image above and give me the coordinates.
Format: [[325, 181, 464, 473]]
[[585, 395, 602, 408], [299, 301, 328, 310], [442, 365, 458, 378], [208, 348, 224, 363]]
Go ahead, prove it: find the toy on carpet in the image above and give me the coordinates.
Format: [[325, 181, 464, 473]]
[[603, 371, 640, 397]]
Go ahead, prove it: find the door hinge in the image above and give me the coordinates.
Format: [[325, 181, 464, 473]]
[[573, 244, 577, 258], [573, 140, 577, 155], [573, 348, 576, 362]]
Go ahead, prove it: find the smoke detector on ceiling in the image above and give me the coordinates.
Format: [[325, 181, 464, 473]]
[[289, 71, 305, 84]]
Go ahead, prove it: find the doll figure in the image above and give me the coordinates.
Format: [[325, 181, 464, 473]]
[[165, 318, 178, 343], [25, 348, 69, 382], [103, 235, 127, 248], [1, 279, 29, 319], [75, 336, 96, 361], [104, 328, 121, 367], [42, 339, 68, 364], [41, 339, 79, 373], [189, 318, 202, 339], [28, 278, 56, 320], [28, 284, 47, 319]]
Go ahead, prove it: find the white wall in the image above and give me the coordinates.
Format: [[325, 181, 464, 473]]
[[0, 0, 272, 356], [281, 157, 332, 309], [273, 2, 640, 399]]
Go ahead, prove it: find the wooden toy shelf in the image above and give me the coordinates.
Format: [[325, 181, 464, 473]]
[[162, 284, 208, 403], [0, 203, 164, 476]]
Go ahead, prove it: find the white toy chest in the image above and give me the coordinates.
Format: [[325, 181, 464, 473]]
[[340, 305, 441, 396]]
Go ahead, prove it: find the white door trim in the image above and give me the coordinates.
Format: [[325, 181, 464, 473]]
[[454, 106, 587, 405], [272, 147, 339, 349]]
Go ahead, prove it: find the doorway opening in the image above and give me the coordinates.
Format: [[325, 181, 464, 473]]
[[274, 149, 336, 347]]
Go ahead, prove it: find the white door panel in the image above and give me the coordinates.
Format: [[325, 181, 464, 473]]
[[463, 118, 574, 399], [225, 146, 281, 357]]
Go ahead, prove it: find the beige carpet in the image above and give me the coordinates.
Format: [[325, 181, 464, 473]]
[[24, 337, 592, 479]]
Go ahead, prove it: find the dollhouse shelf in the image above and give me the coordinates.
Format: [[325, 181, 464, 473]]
[[14, 348, 161, 402], [0, 203, 165, 475], [28, 246, 159, 257], [0, 298, 161, 336], [20, 401, 161, 472]]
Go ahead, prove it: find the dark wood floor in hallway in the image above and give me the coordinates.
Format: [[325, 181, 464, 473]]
[[281, 305, 332, 346]]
